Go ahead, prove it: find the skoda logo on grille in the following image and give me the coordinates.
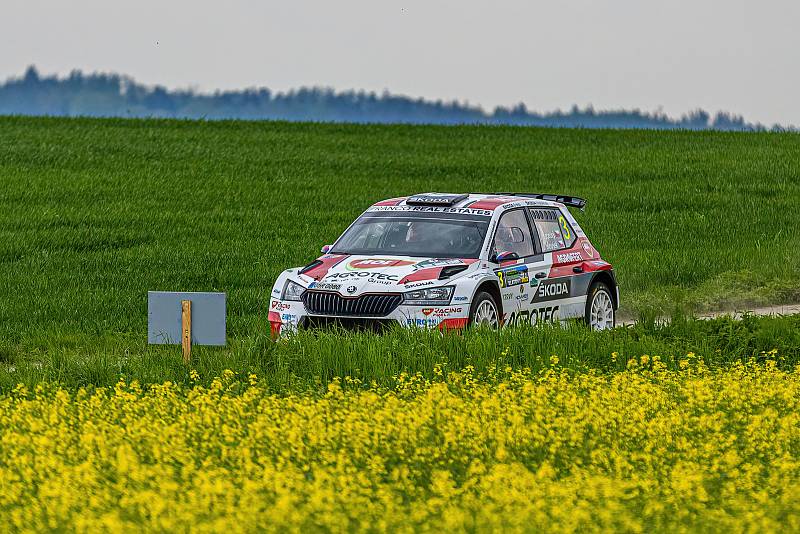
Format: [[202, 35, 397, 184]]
[[346, 285, 357, 294]]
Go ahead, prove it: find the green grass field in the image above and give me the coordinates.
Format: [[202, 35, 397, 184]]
[[1, 116, 799, 386], [4, 116, 800, 532]]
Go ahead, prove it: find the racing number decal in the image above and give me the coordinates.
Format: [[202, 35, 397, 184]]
[[558, 216, 571, 241], [496, 266, 529, 289]]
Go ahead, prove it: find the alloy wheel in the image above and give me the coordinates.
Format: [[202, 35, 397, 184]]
[[473, 299, 499, 328], [589, 290, 614, 330]]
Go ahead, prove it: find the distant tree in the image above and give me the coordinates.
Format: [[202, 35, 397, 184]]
[[711, 111, 751, 131], [682, 109, 710, 130], [0, 65, 786, 131], [23, 65, 39, 84], [142, 86, 176, 114]]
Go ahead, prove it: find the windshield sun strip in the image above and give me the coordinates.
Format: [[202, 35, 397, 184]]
[[356, 216, 487, 224]]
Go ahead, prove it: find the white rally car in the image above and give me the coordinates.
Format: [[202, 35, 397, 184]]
[[269, 193, 618, 335]]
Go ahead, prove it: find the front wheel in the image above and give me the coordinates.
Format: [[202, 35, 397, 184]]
[[585, 282, 615, 330], [469, 291, 500, 328]]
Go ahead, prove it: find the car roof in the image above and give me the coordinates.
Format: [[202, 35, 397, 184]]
[[371, 193, 563, 211]]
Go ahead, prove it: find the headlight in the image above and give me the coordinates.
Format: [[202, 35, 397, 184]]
[[282, 280, 305, 301], [403, 286, 454, 306]]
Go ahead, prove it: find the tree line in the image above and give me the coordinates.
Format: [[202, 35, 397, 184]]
[[0, 66, 791, 131]]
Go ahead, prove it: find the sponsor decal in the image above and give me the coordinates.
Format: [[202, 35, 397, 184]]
[[368, 278, 396, 285], [506, 306, 560, 326], [347, 258, 415, 270], [272, 288, 281, 295], [419, 307, 463, 318], [270, 300, 291, 312], [533, 277, 571, 302], [281, 313, 297, 322], [496, 265, 529, 288], [543, 231, 564, 250], [529, 276, 541, 288], [516, 293, 529, 302], [582, 241, 594, 257], [407, 194, 464, 205], [556, 251, 583, 263], [325, 272, 400, 281], [428, 307, 462, 317], [404, 280, 435, 289], [312, 282, 341, 291], [346, 285, 357, 294], [453, 296, 469, 302], [412, 258, 464, 271], [503, 293, 513, 301], [406, 318, 439, 327]]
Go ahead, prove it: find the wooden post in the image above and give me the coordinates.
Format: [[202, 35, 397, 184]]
[[181, 299, 192, 363]]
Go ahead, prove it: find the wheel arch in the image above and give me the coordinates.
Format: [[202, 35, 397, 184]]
[[473, 279, 503, 316], [589, 271, 618, 310]]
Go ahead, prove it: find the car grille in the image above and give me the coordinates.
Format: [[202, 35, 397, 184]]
[[303, 316, 396, 332], [302, 291, 402, 317]]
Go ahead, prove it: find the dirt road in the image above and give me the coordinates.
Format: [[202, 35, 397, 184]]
[[620, 303, 800, 326]]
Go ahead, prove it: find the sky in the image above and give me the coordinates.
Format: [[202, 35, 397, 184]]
[[3, 0, 799, 126]]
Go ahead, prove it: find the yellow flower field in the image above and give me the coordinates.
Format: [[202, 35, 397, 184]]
[[1, 359, 799, 532]]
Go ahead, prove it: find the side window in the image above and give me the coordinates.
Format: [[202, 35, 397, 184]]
[[530, 209, 576, 252], [492, 210, 535, 259]]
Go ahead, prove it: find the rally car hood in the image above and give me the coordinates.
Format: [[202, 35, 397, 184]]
[[302, 255, 479, 296]]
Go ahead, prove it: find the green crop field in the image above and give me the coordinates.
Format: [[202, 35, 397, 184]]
[[1, 116, 799, 383], [3, 116, 800, 531]]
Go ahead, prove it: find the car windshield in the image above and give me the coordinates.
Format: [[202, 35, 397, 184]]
[[331, 217, 488, 258]]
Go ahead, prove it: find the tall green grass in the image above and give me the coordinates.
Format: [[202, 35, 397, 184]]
[[0, 116, 799, 372], [2, 314, 798, 392]]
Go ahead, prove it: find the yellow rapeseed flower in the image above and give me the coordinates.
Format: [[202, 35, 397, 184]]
[[0, 362, 796, 532]]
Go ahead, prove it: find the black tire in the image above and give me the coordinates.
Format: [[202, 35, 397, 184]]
[[585, 282, 615, 330], [469, 291, 501, 328]]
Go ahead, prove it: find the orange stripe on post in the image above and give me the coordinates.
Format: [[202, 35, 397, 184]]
[[181, 300, 192, 363]]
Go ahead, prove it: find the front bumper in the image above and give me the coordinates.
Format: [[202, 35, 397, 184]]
[[268, 298, 470, 337]]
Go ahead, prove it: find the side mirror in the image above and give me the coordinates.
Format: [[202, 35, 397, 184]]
[[321, 244, 332, 254], [492, 251, 519, 264]]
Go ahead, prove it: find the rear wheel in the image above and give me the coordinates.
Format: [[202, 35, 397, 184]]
[[469, 291, 500, 328], [585, 282, 615, 330]]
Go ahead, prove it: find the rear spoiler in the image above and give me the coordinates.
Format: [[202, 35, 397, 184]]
[[494, 193, 587, 211]]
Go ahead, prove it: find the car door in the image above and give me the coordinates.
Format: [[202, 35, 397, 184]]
[[528, 207, 585, 323], [489, 209, 550, 326]]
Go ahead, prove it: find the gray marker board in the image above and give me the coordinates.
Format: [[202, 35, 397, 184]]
[[148, 291, 226, 346]]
